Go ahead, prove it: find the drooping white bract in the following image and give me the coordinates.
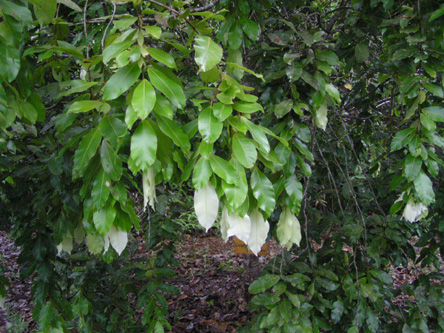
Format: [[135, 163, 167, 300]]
[[57, 234, 73, 255], [0, 295, 4, 309], [248, 208, 270, 255], [143, 166, 156, 211], [403, 200, 427, 223], [194, 183, 219, 231], [104, 225, 128, 255], [220, 207, 230, 242], [277, 207, 302, 250], [226, 211, 251, 244]]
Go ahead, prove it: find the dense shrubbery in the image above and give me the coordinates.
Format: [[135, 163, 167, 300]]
[[1, 0, 444, 331]]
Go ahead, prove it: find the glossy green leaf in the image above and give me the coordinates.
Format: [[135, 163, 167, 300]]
[[423, 106, 444, 122], [103, 40, 133, 64], [147, 47, 177, 69], [249, 274, 280, 294], [93, 203, 116, 236], [414, 170, 435, 205], [103, 63, 141, 101], [130, 120, 157, 172], [223, 160, 248, 209], [100, 140, 122, 180], [232, 133, 257, 168], [251, 168, 276, 216], [212, 102, 232, 121], [99, 115, 127, 149], [233, 101, 263, 114], [0, 44, 20, 82], [73, 127, 102, 179], [194, 35, 223, 72], [68, 100, 109, 113], [148, 66, 186, 109], [58, 80, 98, 98], [192, 157, 212, 190], [131, 79, 156, 120], [391, 128, 415, 151], [403, 154, 422, 182], [91, 169, 111, 209], [198, 107, 223, 143], [429, 4, 444, 22], [156, 114, 191, 153], [30, 0, 57, 25], [285, 175, 303, 214], [209, 155, 236, 184], [369, 270, 393, 285], [242, 118, 270, 153]]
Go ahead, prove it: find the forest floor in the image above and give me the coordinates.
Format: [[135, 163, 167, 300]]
[[0, 229, 441, 332]]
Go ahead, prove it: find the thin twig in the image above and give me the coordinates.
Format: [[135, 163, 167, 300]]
[[101, 2, 117, 51], [147, 0, 180, 15], [83, 0, 90, 59]]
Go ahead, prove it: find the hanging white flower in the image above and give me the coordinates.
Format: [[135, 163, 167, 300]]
[[194, 183, 219, 231], [226, 211, 251, 244], [403, 200, 427, 223], [220, 207, 230, 242], [248, 209, 270, 256], [143, 166, 156, 211], [277, 207, 302, 250], [104, 225, 128, 255]]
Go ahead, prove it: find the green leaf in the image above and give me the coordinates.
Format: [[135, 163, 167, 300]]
[[274, 99, 293, 118], [423, 83, 444, 98], [2, 1, 32, 23], [243, 118, 270, 153], [232, 133, 257, 168], [99, 115, 127, 149], [156, 114, 191, 153], [0, 44, 21, 82], [194, 35, 223, 72], [148, 66, 186, 109], [223, 160, 248, 209], [147, 47, 176, 69], [101, 140, 122, 180], [314, 103, 328, 130], [251, 168, 276, 216], [131, 79, 156, 120], [198, 107, 223, 143], [242, 18, 259, 41], [429, 4, 444, 22], [103, 63, 141, 101], [325, 84, 341, 104], [331, 299, 344, 324], [130, 120, 157, 172], [91, 169, 111, 209], [355, 43, 369, 62], [403, 155, 422, 182], [57, 0, 82, 11], [423, 106, 444, 122], [414, 171, 435, 205], [68, 100, 109, 113], [249, 274, 280, 294], [192, 157, 212, 190], [93, 203, 116, 236], [366, 308, 379, 332], [209, 155, 237, 184], [58, 80, 98, 98], [369, 270, 393, 285], [73, 127, 102, 179], [285, 175, 303, 214], [233, 101, 263, 114], [30, 0, 57, 25], [391, 128, 415, 151], [103, 40, 133, 64], [228, 21, 243, 50], [213, 102, 232, 121]]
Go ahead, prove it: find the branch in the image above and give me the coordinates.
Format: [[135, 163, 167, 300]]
[[83, 0, 90, 59], [193, 0, 219, 12], [146, 0, 180, 15], [101, 2, 117, 51]]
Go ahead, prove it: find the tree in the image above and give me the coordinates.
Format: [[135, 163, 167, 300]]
[[1, 0, 444, 331]]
